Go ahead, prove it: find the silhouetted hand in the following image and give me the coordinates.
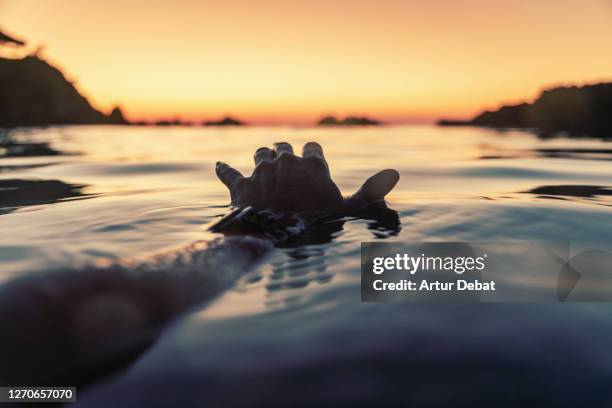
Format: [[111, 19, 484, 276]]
[[215, 142, 399, 216]]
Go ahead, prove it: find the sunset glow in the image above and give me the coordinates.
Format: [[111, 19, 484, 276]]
[[3, 0, 612, 124]]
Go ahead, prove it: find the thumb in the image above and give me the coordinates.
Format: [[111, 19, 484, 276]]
[[345, 169, 399, 211]]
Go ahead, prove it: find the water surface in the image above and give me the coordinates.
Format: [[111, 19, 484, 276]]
[[1, 125, 612, 405]]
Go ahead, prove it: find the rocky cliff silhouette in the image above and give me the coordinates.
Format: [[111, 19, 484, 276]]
[[438, 82, 612, 136], [0, 56, 127, 127]]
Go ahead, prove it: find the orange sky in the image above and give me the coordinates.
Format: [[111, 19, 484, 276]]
[[2, 0, 612, 124]]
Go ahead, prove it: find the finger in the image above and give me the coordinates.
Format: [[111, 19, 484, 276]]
[[302, 141, 326, 162], [302, 141, 329, 173], [215, 161, 244, 191], [345, 169, 399, 210], [252, 159, 276, 183], [254, 147, 275, 165], [273, 142, 294, 156]]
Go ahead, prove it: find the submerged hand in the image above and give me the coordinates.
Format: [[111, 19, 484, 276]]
[[215, 142, 399, 215]]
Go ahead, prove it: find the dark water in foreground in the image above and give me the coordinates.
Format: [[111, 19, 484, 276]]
[[1, 125, 612, 406]]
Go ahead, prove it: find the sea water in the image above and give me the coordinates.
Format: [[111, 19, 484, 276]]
[[1, 125, 612, 405]]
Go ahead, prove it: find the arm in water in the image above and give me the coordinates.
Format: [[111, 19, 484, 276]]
[[0, 141, 399, 386]]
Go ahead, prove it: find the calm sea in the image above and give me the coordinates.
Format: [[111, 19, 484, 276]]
[[1, 125, 612, 405]]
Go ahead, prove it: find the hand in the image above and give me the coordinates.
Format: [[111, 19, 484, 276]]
[[215, 142, 399, 216]]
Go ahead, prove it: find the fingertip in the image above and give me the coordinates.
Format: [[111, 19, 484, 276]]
[[273, 142, 294, 155], [375, 169, 400, 194], [254, 147, 275, 165], [215, 161, 244, 191], [215, 161, 230, 176], [351, 168, 400, 207], [302, 141, 324, 158], [303, 141, 322, 151], [382, 168, 400, 186], [215, 163, 224, 178]]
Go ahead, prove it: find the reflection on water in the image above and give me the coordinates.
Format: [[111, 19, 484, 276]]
[[0, 178, 92, 208], [1, 125, 612, 403], [1, 129, 65, 158], [525, 185, 612, 198]]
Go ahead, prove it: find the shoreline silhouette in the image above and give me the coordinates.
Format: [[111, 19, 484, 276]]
[[438, 82, 612, 137], [0, 56, 127, 127], [1, 28, 610, 135]]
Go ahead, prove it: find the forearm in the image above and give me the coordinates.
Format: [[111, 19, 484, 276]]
[[0, 235, 272, 386]]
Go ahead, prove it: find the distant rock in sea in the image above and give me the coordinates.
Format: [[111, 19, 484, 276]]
[[203, 117, 245, 126], [436, 119, 473, 126], [0, 56, 127, 127], [154, 119, 193, 126], [318, 115, 383, 126], [438, 82, 612, 136]]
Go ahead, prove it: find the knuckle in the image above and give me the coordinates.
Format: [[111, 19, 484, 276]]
[[274, 142, 294, 153], [233, 177, 250, 191], [277, 152, 299, 163], [255, 160, 275, 173], [255, 147, 273, 159], [304, 155, 327, 171], [304, 141, 322, 150], [253, 161, 276, 180]]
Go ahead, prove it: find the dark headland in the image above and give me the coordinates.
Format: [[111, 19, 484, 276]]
[[0, 56, 127, 127], [318, 115, 383, 126], [203, 117, 245, 126], [438, 82, 612, 136]]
